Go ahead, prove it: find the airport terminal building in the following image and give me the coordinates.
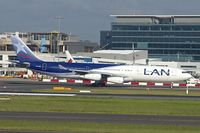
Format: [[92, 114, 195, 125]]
[[100, 15, 200, 62]]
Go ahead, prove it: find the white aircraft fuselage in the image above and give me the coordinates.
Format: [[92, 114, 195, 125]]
[[90, 65, 192, 83]]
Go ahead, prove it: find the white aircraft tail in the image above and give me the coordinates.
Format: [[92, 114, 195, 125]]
[[11, 35, 42, 63], [65, 50, 76, 63]]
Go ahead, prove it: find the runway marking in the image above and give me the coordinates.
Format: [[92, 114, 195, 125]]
[[79, 90, 91, 93], [0, 98, 10, 100], [0, 92, 76, 97]]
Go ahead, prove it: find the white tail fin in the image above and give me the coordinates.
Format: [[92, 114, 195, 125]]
[[65, 50, 76, 63], [11, 35, 42, 63]]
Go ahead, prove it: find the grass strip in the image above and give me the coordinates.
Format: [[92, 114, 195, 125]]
[[0, 119, 200, 133], [0, 96, 200, 116], [34, 87, 200, 96]]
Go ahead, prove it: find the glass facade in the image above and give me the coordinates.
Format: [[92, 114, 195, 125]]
[[100, 15, 200, 61]]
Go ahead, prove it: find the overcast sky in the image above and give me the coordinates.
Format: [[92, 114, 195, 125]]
[[0, 0, 200, 43]]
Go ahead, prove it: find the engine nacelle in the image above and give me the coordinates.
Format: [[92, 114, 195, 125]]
[[107, 77, 124, 84], [84, 74, 102, 80]]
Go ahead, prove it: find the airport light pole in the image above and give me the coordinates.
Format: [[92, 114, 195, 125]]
[[54, 16, 64, 61], [186, 80, 189, 95], [132, 42, 135, 65], [55, 16, 64, 33]]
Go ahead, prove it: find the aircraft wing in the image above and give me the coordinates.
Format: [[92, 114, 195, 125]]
[[58, 64, 117, 76], [8, 60, 19, 64], [90, 69, 122, 77], [58, 64, 89, 74]]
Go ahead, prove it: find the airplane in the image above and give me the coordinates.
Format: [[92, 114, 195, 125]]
[[11, 35, 192, 86], [65, 50, 76, 63]]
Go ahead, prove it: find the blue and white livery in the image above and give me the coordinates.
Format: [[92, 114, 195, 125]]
[[11, 35, 192, 86]]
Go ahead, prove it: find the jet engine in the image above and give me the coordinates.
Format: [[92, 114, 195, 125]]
[[107, 77, 124, 84]]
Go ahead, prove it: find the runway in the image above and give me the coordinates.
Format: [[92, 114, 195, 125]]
[[0, 78, 199, 90], [0, 78, 63, 92], [1, 92, 200, 100], [0, 111, 200, 126]]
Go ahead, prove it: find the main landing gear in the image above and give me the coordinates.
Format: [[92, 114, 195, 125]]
[[92, 81, 106, 87]]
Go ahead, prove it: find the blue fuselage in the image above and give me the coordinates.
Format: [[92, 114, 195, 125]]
[[29, 61, 119, 75]]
